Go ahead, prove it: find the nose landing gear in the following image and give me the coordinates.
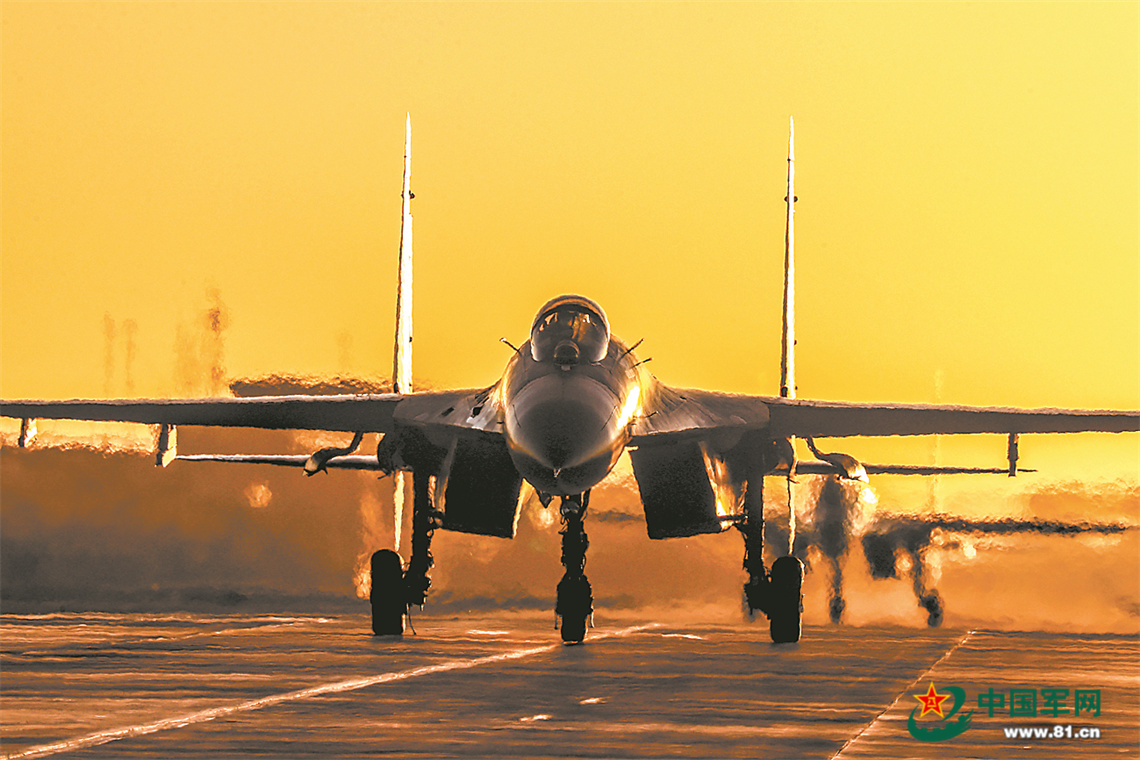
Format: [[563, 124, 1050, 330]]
[[556, 491, 593, 644]]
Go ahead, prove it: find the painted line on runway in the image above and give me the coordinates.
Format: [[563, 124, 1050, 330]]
[[9, 618, 329, 655], [4, 623, 660, 760], [116, 620, 326, 645], [828, 629, 978, 760]]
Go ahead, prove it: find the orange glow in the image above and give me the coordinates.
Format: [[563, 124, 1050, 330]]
[[2, 3, 1135, 409], [2, 3, 1135, 492], [353, 489, 389, 599], [0, 3, 1136, 626], [352, 551, 371, 600], [615, 384, 642, 431]]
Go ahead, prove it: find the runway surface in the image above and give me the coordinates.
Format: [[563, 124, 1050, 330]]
[[2, 611, 1137, 759]]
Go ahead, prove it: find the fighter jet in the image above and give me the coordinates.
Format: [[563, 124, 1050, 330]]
[[759, 473, 1136, 629], [3, 118, 1137, 643]]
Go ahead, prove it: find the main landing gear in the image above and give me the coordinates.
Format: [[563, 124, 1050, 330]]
[[738, 474, 803, 643], [370, 470, 438, 636], [556, 491, 593, 644]]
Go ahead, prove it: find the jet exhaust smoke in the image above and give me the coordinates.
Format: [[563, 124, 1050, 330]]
[[103, 314, 116, 397], [175, 289, 229, 396], [1, 434, 1135, 632], [123, 319, 138, 395], [229, 375, 391, 397]]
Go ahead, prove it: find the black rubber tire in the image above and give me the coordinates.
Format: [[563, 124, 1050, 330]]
[[370, 549, 405, 636], [556, 575, 592, 644], [769, 555, 803, 643]]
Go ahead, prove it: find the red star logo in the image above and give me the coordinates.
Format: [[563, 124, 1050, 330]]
[[914, 682, 950, 718]]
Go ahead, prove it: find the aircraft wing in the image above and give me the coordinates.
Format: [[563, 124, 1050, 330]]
[[868, 513, 1135, 537], [174, 454, 385, 470], [1, 395, 403, 433], [0, 388, 501, 435], [631, 386, 1140, 442], [762, 397, 1140, 437], [778, 461, 1034, 476]]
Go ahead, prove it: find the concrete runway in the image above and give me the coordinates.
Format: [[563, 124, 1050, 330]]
[[2, 611, 1137, 759]]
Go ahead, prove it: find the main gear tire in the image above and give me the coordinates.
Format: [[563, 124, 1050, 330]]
[[370, 549, 405, 636], [769, 555, 803, 644]]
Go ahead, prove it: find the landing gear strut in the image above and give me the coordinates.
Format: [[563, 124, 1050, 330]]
[[403, 470, 436, 608], [370, 470, 438, 636], [908, 545, 943, 627], [556, 491, 593, 644], [738, 472, 802, 643]]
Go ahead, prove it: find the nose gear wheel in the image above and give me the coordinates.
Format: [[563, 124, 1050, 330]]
[[556, 491, 593, 644]]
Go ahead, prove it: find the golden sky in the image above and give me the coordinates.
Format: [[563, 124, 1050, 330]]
[[2, 1, 1137, 478]]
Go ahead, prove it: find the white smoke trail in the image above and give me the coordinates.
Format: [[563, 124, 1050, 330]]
[[352, 487, 389, 599]]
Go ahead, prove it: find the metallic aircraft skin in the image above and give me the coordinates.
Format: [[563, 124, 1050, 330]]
[[501, 296, 643, 496]]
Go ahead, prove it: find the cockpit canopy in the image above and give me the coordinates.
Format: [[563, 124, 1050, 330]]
[[530, 295, 610, 365]]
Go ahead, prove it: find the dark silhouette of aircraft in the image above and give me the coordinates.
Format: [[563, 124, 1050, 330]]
[[757, 473, 1136, 629], [3, 118, 1137, 643]]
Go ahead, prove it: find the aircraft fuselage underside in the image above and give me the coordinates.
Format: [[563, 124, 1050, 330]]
[[502, 338, 640, 497]]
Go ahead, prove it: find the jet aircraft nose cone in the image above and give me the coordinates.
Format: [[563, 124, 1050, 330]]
[[510, 387, 609, 470], [504, 373, 623, 495]]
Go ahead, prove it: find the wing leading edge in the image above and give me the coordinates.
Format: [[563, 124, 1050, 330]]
[[2, 395, 403, 433], [1, 388, 501, 436], [632, 385, 1139, 443], [763, 396, 1140, 437]]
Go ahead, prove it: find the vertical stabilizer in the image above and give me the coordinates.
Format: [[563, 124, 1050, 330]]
[[780, 117, 795, 399], [393, 114, 414, 395], [391, 115, 414, 553], [780, 117, 797, 556]]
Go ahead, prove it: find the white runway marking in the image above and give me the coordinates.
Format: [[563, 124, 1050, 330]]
[[5, 623, 660, 760], [6, 617, 328, 654], [827, 629, 978, 759], [115, 620, 320, 645]]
